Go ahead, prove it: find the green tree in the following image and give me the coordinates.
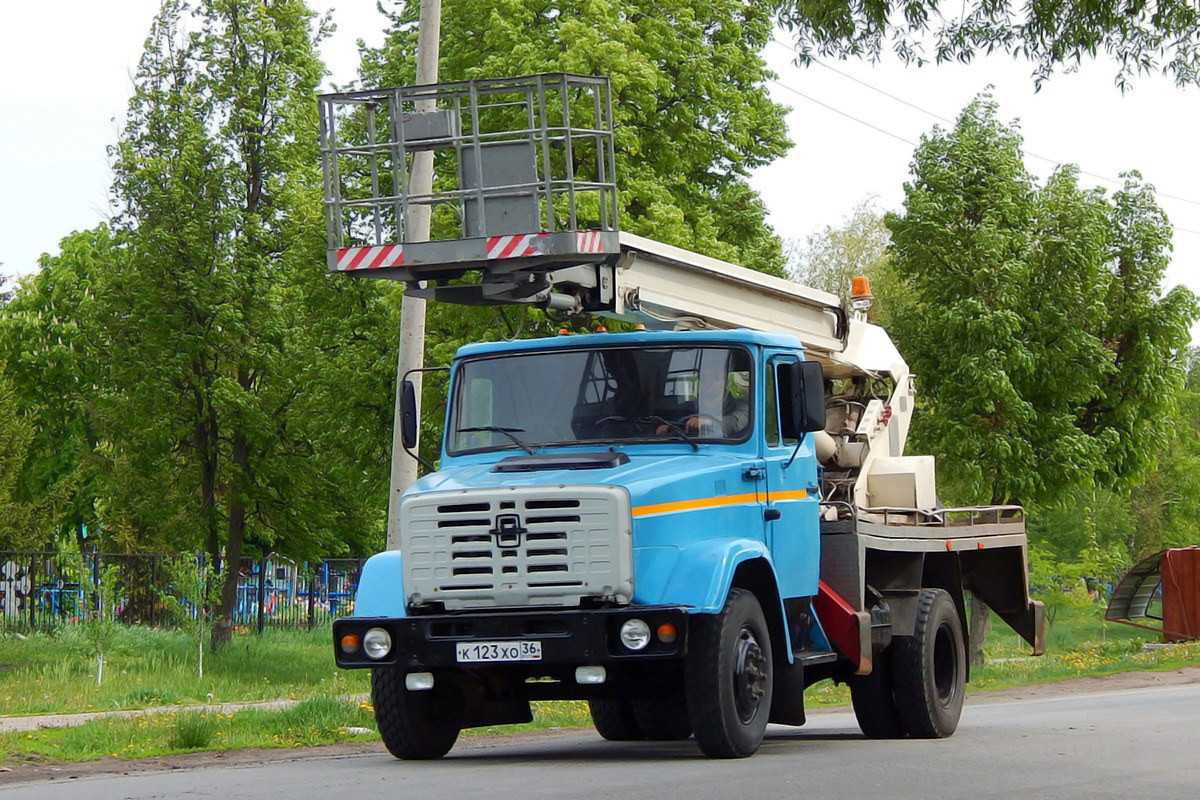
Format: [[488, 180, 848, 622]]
[[886, 96, 1196, 661], [159, 554, 224, 678], [887, 96, 1197, 510], [771, 1, 1200, 89], [0, 370, 37, 548], [76, 555, 121, 686], [784, 197, 911, 324], [0, 228, 117, 552], [359, 0, 793, 275], [1127, 349, 1200, 558], [103, 0, 393, 648]]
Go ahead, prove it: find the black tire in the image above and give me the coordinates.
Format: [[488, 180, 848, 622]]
[[371, 666, 461, 759], [685, 588, 774, 758], [848, 654, 906, 739], [588, 698, 643, 741], [631, 694, 692, 741], [891, 588, 966, 738]]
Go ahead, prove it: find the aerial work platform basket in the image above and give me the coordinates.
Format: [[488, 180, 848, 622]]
[[318, 73, 619, 301]]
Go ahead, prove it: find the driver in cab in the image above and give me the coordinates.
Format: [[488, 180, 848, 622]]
[[656, 365, 750, 439]]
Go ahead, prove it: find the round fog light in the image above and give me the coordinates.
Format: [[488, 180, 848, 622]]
[[619, 618, 651, 651], [363, 627, 392, 660]]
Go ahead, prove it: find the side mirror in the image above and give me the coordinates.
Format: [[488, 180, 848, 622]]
[[401, 379, 419, 450], [789, 360, 826, 434]]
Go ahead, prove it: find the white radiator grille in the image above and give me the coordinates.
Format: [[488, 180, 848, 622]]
[[400, 486, 632, 610]]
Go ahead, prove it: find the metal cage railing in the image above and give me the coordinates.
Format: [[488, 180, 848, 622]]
[[318, 73, 618, 274]]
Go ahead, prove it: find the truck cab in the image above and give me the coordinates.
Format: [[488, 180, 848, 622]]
[[335, 328, 835, 756]]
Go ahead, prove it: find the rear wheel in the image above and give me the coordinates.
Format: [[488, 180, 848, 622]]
[[848, 654, 906, 739], [891, 588, 966, 738], [588, 698, 643, 741], [685, 588, 774, 758], [372, 666, 461, 759]]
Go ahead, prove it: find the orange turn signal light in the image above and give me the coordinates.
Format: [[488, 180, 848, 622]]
[[557, 328, 569, 336], [596, 325, 608, 333], [850, 275, 872, 299], [657, 623, 677, 644], [340, 633, 361, 654], [634, 323, 647, 331]]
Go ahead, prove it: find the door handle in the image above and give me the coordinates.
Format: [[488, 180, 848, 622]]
[[764, 508, 782, 522], [743, 466, 766, 481]]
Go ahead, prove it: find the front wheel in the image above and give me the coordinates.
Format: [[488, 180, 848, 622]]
[[372, 666, 461, 759], [891, 588, 966, 738], [685, 588, 774, 758]]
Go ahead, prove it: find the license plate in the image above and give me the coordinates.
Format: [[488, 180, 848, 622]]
[[455, 640, 542, 663]]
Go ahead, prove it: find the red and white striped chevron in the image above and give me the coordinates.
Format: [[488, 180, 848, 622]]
[[485, 233, 545, 259], [575, 230, 605, 253], [335, 244, 404, 271]]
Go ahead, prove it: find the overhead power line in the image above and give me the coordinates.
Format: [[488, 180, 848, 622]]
[[767, 39, 1200, 209]]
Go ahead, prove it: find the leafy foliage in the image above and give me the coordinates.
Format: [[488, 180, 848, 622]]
[[360, 0, 792, 275], [76, 556, 122, 686], [784, 197, 910, 323], [0, 229, 117, 550], [93, 0, 397, 645], [886, 95, 1198, 508], [772, 0, 1200, 89], [0, 370, 37, 548]]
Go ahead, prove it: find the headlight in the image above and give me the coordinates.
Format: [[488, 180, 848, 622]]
[[619, 618, 651, 651], [363, 627, 393, 660]]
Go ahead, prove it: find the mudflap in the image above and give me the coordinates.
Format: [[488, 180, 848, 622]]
[[769, 661, 807, 726]]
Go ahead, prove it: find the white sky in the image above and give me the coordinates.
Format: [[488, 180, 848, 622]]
[[2, 1, 1197, 337]]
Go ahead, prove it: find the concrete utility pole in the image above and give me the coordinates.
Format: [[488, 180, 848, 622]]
[[387, 0, 441, 550]]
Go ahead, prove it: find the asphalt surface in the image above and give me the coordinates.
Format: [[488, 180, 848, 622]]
[[7, 683, 1199, 800]]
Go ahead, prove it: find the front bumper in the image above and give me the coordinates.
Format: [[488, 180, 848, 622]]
[[332, 606, 688, 669]]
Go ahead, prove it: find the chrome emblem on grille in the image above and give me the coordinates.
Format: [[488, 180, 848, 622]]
[[490, 513, 526, 547]]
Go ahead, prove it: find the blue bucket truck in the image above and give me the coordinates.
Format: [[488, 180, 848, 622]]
[[318, 74, 1044, 759]]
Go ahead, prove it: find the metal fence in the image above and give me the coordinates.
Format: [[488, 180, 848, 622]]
[[0, 552, 364, 633]]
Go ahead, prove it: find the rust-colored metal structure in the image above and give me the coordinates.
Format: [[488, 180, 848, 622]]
[[1106, 546, 1200, 642]]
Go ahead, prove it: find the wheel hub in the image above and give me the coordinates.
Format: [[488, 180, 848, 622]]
[[733, 626, 767, 724]]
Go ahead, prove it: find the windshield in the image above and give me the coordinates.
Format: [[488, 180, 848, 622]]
[[448, 345, 753, 454]]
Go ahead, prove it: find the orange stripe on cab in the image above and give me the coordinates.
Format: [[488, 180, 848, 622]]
[[632, 489, 805, 518]]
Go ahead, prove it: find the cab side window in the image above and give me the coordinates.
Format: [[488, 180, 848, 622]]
[[773, 359, 799, 446], [765, 365, 779, 447]]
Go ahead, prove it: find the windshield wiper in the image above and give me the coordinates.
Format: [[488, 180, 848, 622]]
[[601, 415, 699, 451], [455, 426, 534, 454]]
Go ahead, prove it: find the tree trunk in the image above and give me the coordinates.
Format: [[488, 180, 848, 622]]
[[969, 593, 991, 667], [212, 430, 249, 651]]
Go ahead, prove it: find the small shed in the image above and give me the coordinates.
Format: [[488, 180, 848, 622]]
[[1106, 546, 1200, 642]]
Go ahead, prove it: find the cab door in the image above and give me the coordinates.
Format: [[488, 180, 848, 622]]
[[762, 352, 821, 599]]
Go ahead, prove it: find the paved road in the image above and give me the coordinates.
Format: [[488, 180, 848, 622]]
[[8, 684, 1199, 800]]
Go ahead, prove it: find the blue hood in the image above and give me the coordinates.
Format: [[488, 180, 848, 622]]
[[408, 446, 758, 507]]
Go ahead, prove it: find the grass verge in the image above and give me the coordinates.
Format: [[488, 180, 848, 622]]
[[0, 626, 367, 716], [0, 697, 378, 764]]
